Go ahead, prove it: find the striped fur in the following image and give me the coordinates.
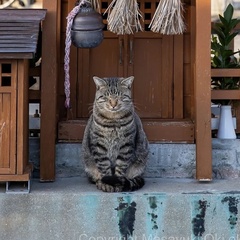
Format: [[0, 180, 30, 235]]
[[82, 76, 149, 192]]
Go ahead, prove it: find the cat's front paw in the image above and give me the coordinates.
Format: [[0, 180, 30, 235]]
[[96, 180, 122, 192]]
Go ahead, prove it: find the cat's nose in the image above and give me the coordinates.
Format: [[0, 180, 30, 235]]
[[110, 98, 118, 108]]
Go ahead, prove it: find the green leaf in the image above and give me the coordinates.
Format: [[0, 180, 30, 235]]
[[229, 18, 240, 29], [212, 56, 222, 67], [225, 32, 238, 45], [219, 14, 229, 26], [224, 4, 234, 22]]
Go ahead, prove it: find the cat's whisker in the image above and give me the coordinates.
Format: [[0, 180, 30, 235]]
[[133, 102, 143, 112], [88, 104, 94, 114]]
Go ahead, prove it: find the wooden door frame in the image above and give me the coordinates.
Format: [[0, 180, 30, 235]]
[[41, 0, 61, 181], [41, 0, 212, 181]]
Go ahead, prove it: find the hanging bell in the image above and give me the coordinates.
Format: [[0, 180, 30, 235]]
[[71, 2, 104, 48]]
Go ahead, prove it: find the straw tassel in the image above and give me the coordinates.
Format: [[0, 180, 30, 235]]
[[105, 0, 143, 35], [149, 0, 185, 35]]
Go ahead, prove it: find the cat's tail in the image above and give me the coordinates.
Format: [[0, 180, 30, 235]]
[[101, 175, 145, 192]]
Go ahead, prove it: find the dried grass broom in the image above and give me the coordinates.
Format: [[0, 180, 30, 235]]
[[105, 0, 143, 35], [149, 0, 185, 35]]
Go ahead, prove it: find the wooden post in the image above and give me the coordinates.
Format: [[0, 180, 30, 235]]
[[41, 0, 61, 181], [17, 59, 29, 175], [194, 0, 212, 180]]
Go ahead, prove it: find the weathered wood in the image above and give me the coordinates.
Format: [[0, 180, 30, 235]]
[[58, 119, 194, 143], [60, 0, 189, 142], [174, 35, 184, 118], [211, 68, 240, 77], [29, 90, 41, 102], [0, 164, 32, 182], [0, 10, 45, 183], [0, 9, 46, 59], [211, 90, 240, 100], [0, 60, 17, 175], [40, 0, 61, 181], [0, 9, 47, 21], [194, 0, 212, 180], [16, 60, 29, 175], [44, 0, 212, 181]]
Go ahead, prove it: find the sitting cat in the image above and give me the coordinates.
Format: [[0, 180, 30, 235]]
[[82, 76, 149, 192]]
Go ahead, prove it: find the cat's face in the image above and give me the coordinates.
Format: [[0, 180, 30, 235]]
[[93, 76, 134, 115]]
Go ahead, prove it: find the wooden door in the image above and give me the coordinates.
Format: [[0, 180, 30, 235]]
[[59, 0, 194, 142], [77, 0, 183, 119], [0, 60, 17, 174]]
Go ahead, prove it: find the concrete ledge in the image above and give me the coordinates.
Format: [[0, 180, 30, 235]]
[[1, 177, 240, 239], [51, 140, 240, 179]]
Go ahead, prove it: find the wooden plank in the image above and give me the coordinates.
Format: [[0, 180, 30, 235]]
[[211, 68, 240, 77], [0, 164, 32, 182], [0, 35, 38, 40], [9, 61, 17, 175], [0, 52, 34, 59], [162, 35, 173, 118], [0, 94, 11, 171], [58, 119, 194, 143], [194, 0, 212, 180], [174, 35, 184, 118], [0, 26, 39, 31], [40, 0, 60, 181], [16, 60, 29, 175], [211, 89, 240, 100], [29, 66, 41, 76], [0, 44, 36, 48], [0, 22, 38, 27], [0, 39, 38, 44], [0, 9, 47, 21], [29, 90, 41, 101], [131, 34, 163, 118], [143, 120, 194, 143], [0, 87, 13, 93], [0, 47, 36, 52]]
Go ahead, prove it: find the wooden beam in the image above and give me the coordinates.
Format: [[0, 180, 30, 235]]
[[211, 90, 240, 100], [17, 59, 29, 175], [211, 68, 240, 77], [40, 0, 61, 181], [194, 0, 212, 180], [58, 119, 195, 143]]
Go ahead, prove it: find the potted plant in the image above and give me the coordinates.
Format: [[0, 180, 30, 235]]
[[211, 3, 240, 139]]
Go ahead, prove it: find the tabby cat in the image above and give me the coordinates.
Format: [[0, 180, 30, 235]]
[[82, 76, 149, 192]]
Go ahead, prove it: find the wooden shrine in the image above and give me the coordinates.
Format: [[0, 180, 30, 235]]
[[0, 9, 46, 191], [39, 0, 212, 181]]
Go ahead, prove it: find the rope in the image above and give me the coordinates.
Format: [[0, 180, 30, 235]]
[[64, 0, 90, 108]]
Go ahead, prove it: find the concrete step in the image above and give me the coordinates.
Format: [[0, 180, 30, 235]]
[[1, 177, 240, 240], [30, 138, 240, 179]]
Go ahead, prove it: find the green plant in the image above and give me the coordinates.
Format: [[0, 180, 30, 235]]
[[211, 4, 240, 90]]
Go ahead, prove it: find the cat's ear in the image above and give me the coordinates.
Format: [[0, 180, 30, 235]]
[[93, 76, 107, 90], [121, 76, 134, 89]]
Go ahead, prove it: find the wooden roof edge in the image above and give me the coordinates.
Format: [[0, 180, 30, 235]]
[[0, 9, 47, 22], [0, 52, 34, 59]]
